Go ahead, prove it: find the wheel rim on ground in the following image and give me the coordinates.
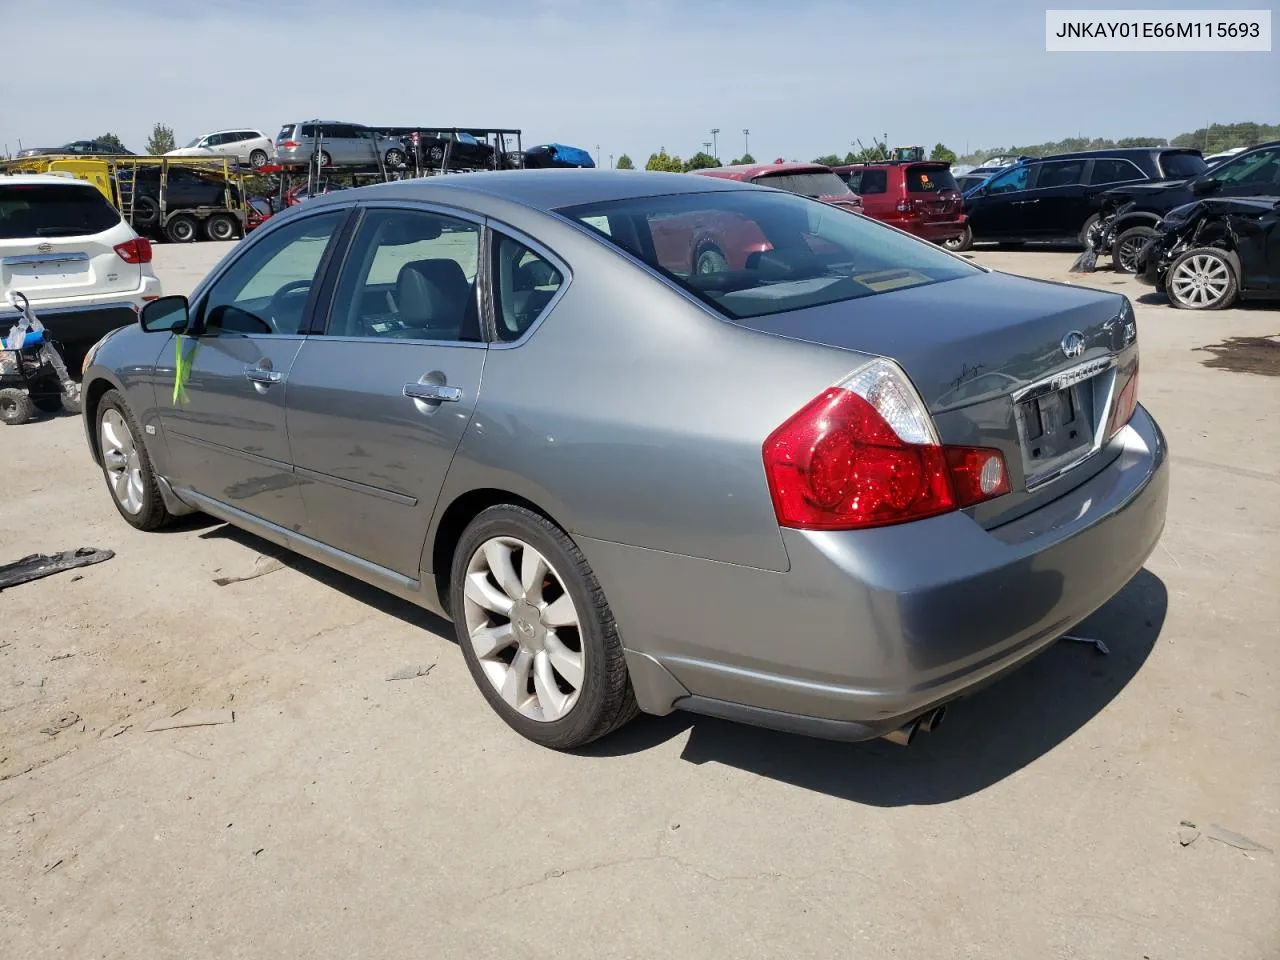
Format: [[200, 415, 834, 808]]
[[100, 409, 144, 515], [1171, 254, 1230, 306], [1118, 236, 1148, 273], [463, 536, 586, 723]]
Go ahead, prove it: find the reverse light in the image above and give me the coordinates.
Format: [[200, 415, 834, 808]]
[[763, 359, 1010, 530], [114, 237, 152, 264]]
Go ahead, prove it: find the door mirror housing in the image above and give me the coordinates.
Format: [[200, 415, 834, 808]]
[[139, 295, 190, 334], [1190, 177, 1219, 197]]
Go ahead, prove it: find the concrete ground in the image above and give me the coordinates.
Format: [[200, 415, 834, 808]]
[[2, 240, 1277, 960]]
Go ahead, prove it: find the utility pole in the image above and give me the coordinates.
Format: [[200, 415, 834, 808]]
[[702, 141, 712, 156], [596, 144, 601, 167], [743, 129, 750, 159], [609, 154, 614, 169], [711, 128, 720, 160]]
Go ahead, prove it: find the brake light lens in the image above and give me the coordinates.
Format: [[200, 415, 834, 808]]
[[281, 140, 299, 149], [113, 237, 152, 264], [1109, 360, 1139, 438], [896, 199, 914, 214], [763, 359, 1010, 530]]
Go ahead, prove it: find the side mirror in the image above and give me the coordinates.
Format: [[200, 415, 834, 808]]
[[1190, 177, 1218, 197], [139, 295, 189, 334]]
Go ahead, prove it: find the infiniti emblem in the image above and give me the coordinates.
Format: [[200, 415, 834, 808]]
[[1060, 331, 1086, 359], [36, 241, 52, 253]]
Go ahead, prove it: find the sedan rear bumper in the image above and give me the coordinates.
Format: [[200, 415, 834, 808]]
[[583, 404, 1168, 741]]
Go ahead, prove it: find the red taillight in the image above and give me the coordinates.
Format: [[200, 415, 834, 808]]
[[281, 140, 299, 149], [763, 360, 1010, 530], [1109, 360, 1139, 438], [114, 237, 152, 264]]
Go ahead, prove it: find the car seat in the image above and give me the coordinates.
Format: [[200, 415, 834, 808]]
[[394, 258, 481, 341]]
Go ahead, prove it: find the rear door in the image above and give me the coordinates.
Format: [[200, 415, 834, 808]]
[[285, 205, 487, 578], [853, 168, 890, 221], [1020, 158, 1089, 238], [157, 209, 348, 530], [0, 180, 138, 305]]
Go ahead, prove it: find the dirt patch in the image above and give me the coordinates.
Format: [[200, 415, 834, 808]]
[[1194, 334, 1280, 377]]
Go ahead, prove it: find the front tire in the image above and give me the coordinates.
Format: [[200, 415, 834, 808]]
[[1079, 213, 1102, 249], [450, 505, 638, 749], [1166, 247, 1239, 310], [95, 389, 175, 530], [0, 387, 34, 425], [385, 148, 406, 168]]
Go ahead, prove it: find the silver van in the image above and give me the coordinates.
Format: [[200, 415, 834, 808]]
[[275, 121, 406, 169]]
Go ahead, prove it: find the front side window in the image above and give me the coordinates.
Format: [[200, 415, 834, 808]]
[[1035, 160, 1085, 189], [491, 235, 565, 342], [200, 211, 344, 336], [325, 208, 481, 342], [985, 165, 1029, 194], [1215, 147, 1280, 185], [563, 189, 979, 322]]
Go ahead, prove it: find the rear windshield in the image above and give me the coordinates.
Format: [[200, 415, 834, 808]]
[[277, 124, 296, 141], [906, 166, 959, 193], [1160, 151, 1208, 178], [749, 171, 853, 198], [560, 189, 979, 321], [0, 184, 120, 239]]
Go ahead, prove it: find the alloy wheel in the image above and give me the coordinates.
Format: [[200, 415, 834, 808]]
[[100, 409, 144, 515], [1117, 236, 1148, 274], [462, 536, 585, 723], [1171, 254, 1231, 307]]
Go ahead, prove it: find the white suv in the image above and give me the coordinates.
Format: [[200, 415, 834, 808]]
[[0, 174, 162, 349], [165, 129, 275, 169]]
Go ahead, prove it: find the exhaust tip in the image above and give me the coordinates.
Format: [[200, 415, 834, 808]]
[[883, 719, 920, 747], [919, 705, 947, 734]]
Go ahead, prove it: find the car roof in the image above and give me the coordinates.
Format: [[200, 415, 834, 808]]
[[1030, 147, 1201, 163], [0, 173, 101, 188], [342, 168, 754, 211], [693, 161, 832, 181], [831, 160, 950, 172]]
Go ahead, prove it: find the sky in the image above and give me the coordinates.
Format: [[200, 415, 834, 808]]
[[0, 0, 1275, 163]]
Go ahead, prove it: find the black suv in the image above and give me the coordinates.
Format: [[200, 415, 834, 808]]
[[961, 147, 1207, 247], [1091, 141, 1280, 272]]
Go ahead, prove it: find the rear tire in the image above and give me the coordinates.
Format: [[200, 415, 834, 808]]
[[203, 213, 238, 242], [249, 149, 269, 169], [95, 389, 175, 530], [385, 148, 406, 168], [1111, 226, 1156, 275], [942, 224, 973, 252], [450, 504, 639, 749], [0, 388, 34, 425], [1079, 213, 1102, 249], [695, 247, 730, 275], [165, 214, 198, 243], [317, 151, 333, 168], [1166, 247, 1239, 311]]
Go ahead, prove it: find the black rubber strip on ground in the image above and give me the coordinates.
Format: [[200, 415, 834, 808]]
[[0, 548, 115, 591]]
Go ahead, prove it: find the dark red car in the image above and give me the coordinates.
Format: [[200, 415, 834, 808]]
[[833, 161, 968, 249], [691, 161, 863, 214]]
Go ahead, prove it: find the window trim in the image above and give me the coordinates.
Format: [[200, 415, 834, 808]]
[[1088, 157, 1146, 185], [485, 222, 574, 350], [189, 206, 353, 338], [1025, 158, 1088, 191], [307, 199, 490, 349]]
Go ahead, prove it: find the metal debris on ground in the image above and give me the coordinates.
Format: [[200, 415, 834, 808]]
[[145, 709, 235, 732], [1205, 824, 1272, 854], [387, 664, 436, 681], [1178, 821, 1201, 846], [212, 555, 285, 587], [1059, 634, 1110, 655], [0, 548, 114, 591]]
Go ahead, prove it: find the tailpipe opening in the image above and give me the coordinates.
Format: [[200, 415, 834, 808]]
[[882, 705, 947, 747]]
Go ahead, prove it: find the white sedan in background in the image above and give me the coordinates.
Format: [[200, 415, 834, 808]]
[[165, 129, 275, 169]]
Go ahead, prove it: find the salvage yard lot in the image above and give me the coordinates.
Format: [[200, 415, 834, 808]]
[[2, 242, 1277, 960]]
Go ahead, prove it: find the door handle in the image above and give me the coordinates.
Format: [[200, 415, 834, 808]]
[[1012, 199, 1041, 205], [245, 366, 283, 384], [404, 382, 462, 402]]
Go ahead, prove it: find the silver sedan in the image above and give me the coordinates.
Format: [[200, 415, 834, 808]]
[[80, 170, 1168, 750]]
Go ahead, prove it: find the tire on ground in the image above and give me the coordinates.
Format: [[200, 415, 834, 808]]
[[94, 388, 178, 530]]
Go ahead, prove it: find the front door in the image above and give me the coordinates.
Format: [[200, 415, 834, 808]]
[[286, 206, 487, 578], [1021, 158, 1089, 239], [157, 209, 347, 530], [966, 164, 1034, 240]]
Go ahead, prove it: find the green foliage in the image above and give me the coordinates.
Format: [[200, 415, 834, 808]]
[[929, 143, 957, 164], [729, 152, 756, 165], [96, 132, 128, 152], [146, 122, 176, 156], [957, 122, 1279, 165], [615, 153, 635, 170], [645, 149, 684, 172], [683, 151, 721, 171], [1170, 121, 1280, 154], [812, 154, 843, 167]]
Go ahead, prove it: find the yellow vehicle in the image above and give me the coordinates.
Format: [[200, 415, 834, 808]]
[[0, 155, 251, 242]]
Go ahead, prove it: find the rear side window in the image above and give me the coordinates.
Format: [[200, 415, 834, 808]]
[[840, 171, 862, 192], [1160, 152, 1208, 178], [0, 184, 121, 239], [1035, 160, 1086, 188], [857, 169, 888, 194], [906, 166, 959, 192], [299, 124, 318, 138], [749, 171, 853, 198], [1090, 158, 1145, 184], [491, 235, 565, 342]]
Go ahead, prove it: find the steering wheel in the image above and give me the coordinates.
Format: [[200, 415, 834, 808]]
[[269, 279, 313, 332]]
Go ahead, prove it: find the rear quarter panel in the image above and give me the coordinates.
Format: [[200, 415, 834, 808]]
[[432, 207, 862, 575]]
